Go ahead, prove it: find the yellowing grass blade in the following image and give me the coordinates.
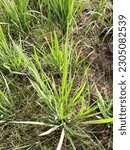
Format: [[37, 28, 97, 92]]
[[57, 128, 65, 150], [39, 125, 60, 136]]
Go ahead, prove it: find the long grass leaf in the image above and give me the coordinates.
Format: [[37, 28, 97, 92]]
[[57, 128, 65, 150]]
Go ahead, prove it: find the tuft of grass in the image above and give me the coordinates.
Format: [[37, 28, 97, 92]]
[[13, 31, 113, 149], [95, 85, 113, 120], [0, 74, 14, 117], [42, 31, 70, 73], [0, 0, 30, 33], [82, 0, 113, 45], [0, 25, 23, 74], [44, 0, 81, 34]]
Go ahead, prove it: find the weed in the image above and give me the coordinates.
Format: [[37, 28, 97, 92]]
[[0, 25, 23, 74], [0, 0, 30, 33], [44, 0, 81, 34], [0, 74, 14, 117], [13, 32, 112, 149], [43, 31, 70, 73]]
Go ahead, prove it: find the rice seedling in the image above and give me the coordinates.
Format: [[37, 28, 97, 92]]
[[0, 0, 30, 33], [41, 31, 92, 75], [42, 31, 70, 73], [10, 32, 113, 149], [0, 25, 23, 74], [44, 0, 81, 34]]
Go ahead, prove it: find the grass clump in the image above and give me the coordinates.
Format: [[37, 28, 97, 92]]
[[0, 0, 30, 33], [42, 31, 70, 73], [44, 0, 80, 34], [0, 74, 14, 117], [0, 25, 23, 74], [13, 32, 112, 149]]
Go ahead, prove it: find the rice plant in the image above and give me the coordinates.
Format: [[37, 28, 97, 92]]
[[13, 32, 113, 149], [0, 0, 30, 33], [0, 25, 23, 74], [44, 0, 80, 34], [42, 31, 91, 74], [42, 31, 69, 73]]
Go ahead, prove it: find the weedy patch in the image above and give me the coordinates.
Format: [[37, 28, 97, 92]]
[[0, 25, 23, 74], [43, 0, 81, 34], [0, 0, 30, 33], [1, 31, 112, 150], [0, 74, 14, 117], [0, 0, 113, 149]]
